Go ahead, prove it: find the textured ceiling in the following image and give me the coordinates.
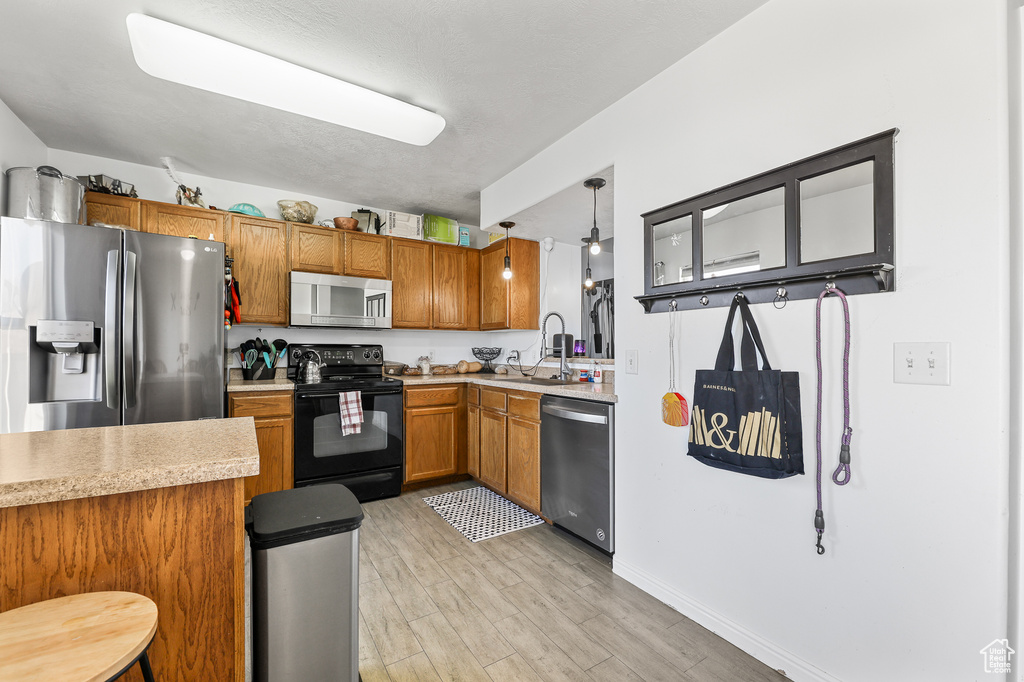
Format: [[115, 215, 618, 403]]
[[0, 0, 767, 229], [490, 166, 615, 245]]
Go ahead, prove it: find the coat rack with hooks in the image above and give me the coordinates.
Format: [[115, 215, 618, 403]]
[[636, 130, 897, 313]]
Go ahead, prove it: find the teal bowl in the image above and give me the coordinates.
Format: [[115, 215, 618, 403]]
[[228, 203, 265, 217]]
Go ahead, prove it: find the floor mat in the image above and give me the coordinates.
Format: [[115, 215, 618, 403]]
[[422, 486, 544, 542]]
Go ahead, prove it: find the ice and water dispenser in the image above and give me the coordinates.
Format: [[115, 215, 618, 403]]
[[29, 319, 104, 403]]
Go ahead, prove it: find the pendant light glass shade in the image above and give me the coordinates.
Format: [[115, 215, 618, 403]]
[[500, 221, 514, 279]]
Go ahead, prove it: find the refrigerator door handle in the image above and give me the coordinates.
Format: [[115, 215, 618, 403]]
[[123, 250, 137, 409], [104, 250, 120, 410]]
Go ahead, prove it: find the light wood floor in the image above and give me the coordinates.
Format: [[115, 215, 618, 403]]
[[358, 481, 788, 682]]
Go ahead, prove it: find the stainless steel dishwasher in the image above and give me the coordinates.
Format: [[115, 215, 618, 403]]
[[540, 395, 614, 553]]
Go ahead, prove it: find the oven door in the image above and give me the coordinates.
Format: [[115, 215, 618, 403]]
[[293, 388, 403, 484]]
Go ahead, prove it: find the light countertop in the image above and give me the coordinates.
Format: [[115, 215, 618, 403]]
[[0, 418, 260, 509], [226, 367, 294, 393], [399, 374, 617, 403]]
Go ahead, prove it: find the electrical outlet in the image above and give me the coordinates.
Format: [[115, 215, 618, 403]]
[[893, 342, 950, 385], [625, 349, 639, 374], [507, 350, 520, 363]]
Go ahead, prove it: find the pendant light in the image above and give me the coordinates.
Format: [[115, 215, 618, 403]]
[[582, 177, 606, 255], [500, 221, 514, 280], [584, 245, 594, 289]]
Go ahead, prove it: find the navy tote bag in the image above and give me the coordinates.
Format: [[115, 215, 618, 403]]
[[687, 296, 803, 479]]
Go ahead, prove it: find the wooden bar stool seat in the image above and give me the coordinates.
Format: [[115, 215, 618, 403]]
[[0, 591, 158, 681]]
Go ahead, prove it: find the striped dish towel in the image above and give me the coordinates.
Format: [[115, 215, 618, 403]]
[[338, 391, 363, 435]]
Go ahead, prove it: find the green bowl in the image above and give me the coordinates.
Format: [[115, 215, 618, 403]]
[[228, 203, 265, 217]]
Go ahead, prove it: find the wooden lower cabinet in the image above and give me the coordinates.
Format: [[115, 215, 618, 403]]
[[471, 387, 541, 515], [507, 415, 541, 512], [478, 407, 508, 492], [404, 384, 466, 484], [467, 403, 480, 478], [227, 390, 294, 505], [0, 478, 245, 681]]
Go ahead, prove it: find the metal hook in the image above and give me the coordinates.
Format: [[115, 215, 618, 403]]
[[816, 533, 825, 555], [773, 286, 788, 310], [824, 281, 836, 291], [699, 295, 709, 306], [734, 292, 745, 300], [668, 299, 678, 312]]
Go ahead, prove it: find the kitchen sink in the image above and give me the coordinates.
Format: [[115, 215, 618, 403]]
[[504, 376, 576, 386]]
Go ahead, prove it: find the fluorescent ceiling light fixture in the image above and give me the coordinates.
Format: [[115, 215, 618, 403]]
[[125, 13, 445, 146]]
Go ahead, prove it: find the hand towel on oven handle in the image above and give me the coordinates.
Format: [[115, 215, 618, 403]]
[[338, 391, 364, 435], [687, 295, 803, 479]]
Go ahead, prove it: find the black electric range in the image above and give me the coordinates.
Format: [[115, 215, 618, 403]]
[[287, 344, 404, 502]]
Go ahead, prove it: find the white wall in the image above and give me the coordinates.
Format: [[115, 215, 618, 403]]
[[482, 1, 1011, 680], [0, 98, 47, 214]]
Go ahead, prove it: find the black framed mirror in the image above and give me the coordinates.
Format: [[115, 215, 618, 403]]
[[637, 129, 896, 312]]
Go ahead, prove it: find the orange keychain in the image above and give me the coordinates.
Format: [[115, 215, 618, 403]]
[[662, 300, 689, 427]]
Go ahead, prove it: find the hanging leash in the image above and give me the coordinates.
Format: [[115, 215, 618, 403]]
[[814, 285, 853, 555]]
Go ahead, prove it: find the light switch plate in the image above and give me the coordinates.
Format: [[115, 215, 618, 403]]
[[894, 342, 950, 385], [625, 349, 638, 374]]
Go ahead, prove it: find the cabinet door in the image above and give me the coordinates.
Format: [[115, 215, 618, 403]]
[[432, 244, 468, 329], [142, 201, 228, 242], [507, 239, 540, 330], [404, 406, 458, 483], [85, 192, 141, 230], [479, 242, 510, 330], [290, 223, 341, 274], [479, 408, 507, 492], [466, 248, 481, 331], [507, 416, 541, 513], [245, 415, 294, 505], [391, 238, 432, 329], [467, 404, 480, 478], [230, 215, 289, 325], [344, 232, 391, 279]]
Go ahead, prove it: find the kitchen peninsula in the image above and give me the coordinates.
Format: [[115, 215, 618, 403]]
[[0, 418, 259, 681]]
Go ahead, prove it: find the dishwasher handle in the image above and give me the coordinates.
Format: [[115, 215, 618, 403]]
[[542, 404, 608, 424]]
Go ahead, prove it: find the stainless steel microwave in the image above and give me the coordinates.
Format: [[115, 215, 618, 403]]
[[289, 271, 392, 328]]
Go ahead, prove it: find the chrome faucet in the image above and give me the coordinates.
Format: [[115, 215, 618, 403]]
[[541, 311, 571, 381]]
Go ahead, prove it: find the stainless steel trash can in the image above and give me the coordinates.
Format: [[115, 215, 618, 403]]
[[247, 484, 364, 682]]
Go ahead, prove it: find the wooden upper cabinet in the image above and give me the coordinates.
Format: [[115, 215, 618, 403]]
[[141, 201, 228, 242], [85, 191, 141, 230], [480, 237, 540, 330], [229, 215, 289, 325], [391, 238, 432, 329], [344, 232, 390, 279], [290, 223, 341, 274], [432, 244, 469, 329]]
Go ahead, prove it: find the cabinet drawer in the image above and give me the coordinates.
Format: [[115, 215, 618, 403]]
[[507, 391, 541, 421], [405, 385, 460, 408], [468, 385, 480, 405], [480, 387, 507, 412], [228, 391, 293, 418]]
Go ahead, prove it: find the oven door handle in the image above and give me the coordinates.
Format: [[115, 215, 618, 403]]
[[295, 389, 402, 400]]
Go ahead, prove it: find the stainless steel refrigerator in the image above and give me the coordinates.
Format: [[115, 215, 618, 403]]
[[0, 217, 225, 434]]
